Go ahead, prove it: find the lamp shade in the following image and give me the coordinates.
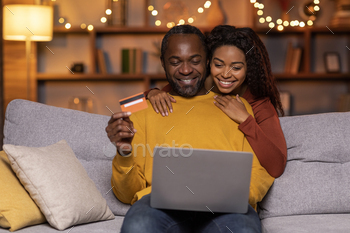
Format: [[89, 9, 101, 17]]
[[3, 4, 53, 41]]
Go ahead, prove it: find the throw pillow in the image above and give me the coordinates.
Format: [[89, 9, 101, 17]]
[[0, 151, 46, 232], [3, 140, 114, 230]]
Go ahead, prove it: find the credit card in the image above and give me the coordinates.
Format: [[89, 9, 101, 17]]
[[119, 92, 148, 113]]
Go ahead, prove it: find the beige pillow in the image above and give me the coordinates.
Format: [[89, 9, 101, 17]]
[[3, 140, 114, 230]]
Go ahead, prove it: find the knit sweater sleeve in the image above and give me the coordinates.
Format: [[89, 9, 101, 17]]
[[238, 97, 287, 178]]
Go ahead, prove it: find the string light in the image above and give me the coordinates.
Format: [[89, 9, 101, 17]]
[[65, 23, 71, 29], [101, 17, 107, 23], [251, 0, 320, 31], [59, 18, 65, 24], [80, 23, 87, 29], [105, 9, 112, 15], [148, 1, 212, 27], [155, 20, 161, 26], [87, 25, 94, 31]]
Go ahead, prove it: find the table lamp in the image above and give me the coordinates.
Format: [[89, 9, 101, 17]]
[[3, 4, 53, 100]]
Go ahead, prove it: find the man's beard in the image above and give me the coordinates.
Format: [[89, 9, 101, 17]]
[[165, 71, 207, 97]]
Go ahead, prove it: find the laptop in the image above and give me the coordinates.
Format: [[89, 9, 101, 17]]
[[150, 147, 253, 214]]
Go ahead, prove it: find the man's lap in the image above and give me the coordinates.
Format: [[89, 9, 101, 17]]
[[121, 194, 261, 233]]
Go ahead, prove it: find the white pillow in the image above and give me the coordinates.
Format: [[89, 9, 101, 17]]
[[3, 140, 114, 230]]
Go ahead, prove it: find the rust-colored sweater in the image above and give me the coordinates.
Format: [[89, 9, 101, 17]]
[[144, 85, 287, 178]]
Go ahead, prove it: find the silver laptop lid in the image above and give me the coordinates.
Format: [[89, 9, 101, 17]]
[[151, 147, 253, 214]]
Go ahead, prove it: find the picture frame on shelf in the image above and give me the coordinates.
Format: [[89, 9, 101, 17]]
[[324, 52, 341, 73]]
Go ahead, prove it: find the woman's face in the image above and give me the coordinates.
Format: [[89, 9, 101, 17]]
[[210, 45, 247, 95]]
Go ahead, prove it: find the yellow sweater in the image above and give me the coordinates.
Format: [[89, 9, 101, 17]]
[[111, 91, 274, 209]]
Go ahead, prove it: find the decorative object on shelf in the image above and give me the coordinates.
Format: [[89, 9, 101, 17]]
[[106, 0, 127, 26], [331, 0, 350, 27], [324, 52, 341, 73], [299, 0, 320, 22], [96, 49, 108, 74], [70, 63, 85, 73], [251, 0, 319, 31], [3, 4, 53, 101], [148, 0, 212, 27], [68, 97, 95, 113], [206, 0, 225, 26]]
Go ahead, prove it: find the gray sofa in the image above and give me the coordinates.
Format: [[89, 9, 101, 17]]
[[1, 99, 350, 233]]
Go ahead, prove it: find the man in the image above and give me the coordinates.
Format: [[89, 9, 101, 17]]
[[106, 25, 274, 233]]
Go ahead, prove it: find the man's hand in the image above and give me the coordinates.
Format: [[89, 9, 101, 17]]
[[147, 89, 176, 117], [214, 94, 250, 124], [105, 112, 137, 156]]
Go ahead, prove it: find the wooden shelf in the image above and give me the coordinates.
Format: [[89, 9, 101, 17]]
[[253, 26, 350, 35], [36, 73, 166, 81], [37, 73, 350, 82]]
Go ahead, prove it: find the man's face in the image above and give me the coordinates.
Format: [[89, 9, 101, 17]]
[[162, 34, 207, 97]]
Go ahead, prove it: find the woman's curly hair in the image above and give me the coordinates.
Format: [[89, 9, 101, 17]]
[[206, 25, 284, 116]]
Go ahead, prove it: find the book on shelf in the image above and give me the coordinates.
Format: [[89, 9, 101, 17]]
[[121, 48, 144, 74], [96, 49, 107, 74], [284, 43, 303, 74]]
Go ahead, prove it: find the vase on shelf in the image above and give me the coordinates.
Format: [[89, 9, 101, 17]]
[[206, 0, 225, 27]]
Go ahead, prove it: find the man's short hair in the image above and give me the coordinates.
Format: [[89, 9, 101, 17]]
[[160, 25, 208, 62]]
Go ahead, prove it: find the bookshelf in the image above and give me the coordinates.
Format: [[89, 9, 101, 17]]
[[36, 25, 350, 115], [37, 26, 350, 82]]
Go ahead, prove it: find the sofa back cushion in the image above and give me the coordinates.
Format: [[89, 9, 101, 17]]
[[3, 99, 130, 216], [259, 112, 350, 219]]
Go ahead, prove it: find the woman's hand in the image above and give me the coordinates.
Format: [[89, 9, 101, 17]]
[[213, 94, 250, 124], [147, 89, 176, 116]]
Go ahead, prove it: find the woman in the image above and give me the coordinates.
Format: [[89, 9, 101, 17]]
[[145, 25, 287, 178]]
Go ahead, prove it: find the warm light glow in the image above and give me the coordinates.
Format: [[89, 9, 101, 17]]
[[277, 19, 282, 24], [74, 98, 80, 104], [167, 22, 173, 28], [259, 4, 264, 9], [188, 17, 194, 23], [254, 2, 259, 8], [155, 20, 161, 26], [294, 20, 299, 26], [179, 19, 185, 25], [283, 21, 289, 26], [80, 23, 86, 29], [204, 1, 211, 8], [290, 21, 295, 27], [250, 0, 256, 3], [105, 9, 112, 15], [151, 10, 158, 16], [277, 25, 284, 31], [314, 0, 320, 4], [259, 17, 265, 23], [3, 5, 53, 41], [101, 17, 107, 23], [307, 20, 313, 26], [87, 24, 94, 31], [257, 10, 263, 15], [266, 16, 272, 22], [314, 5, 320, 11], [299, 21, 305, 27], [65, 23, 71, 29], [59, 17, 64, 24], [269, 22, 275, 28], [198, 7, 204, 13], [148, 5, 154, 11]]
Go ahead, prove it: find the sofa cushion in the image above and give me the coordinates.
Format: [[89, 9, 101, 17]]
[[259, 112, 350, 219], [261, 214, 350, 233], [3, 140, 115, 230], [0, 151, 46, 231], [0, 216, 125, 233], [3, 99, 130, 216]]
